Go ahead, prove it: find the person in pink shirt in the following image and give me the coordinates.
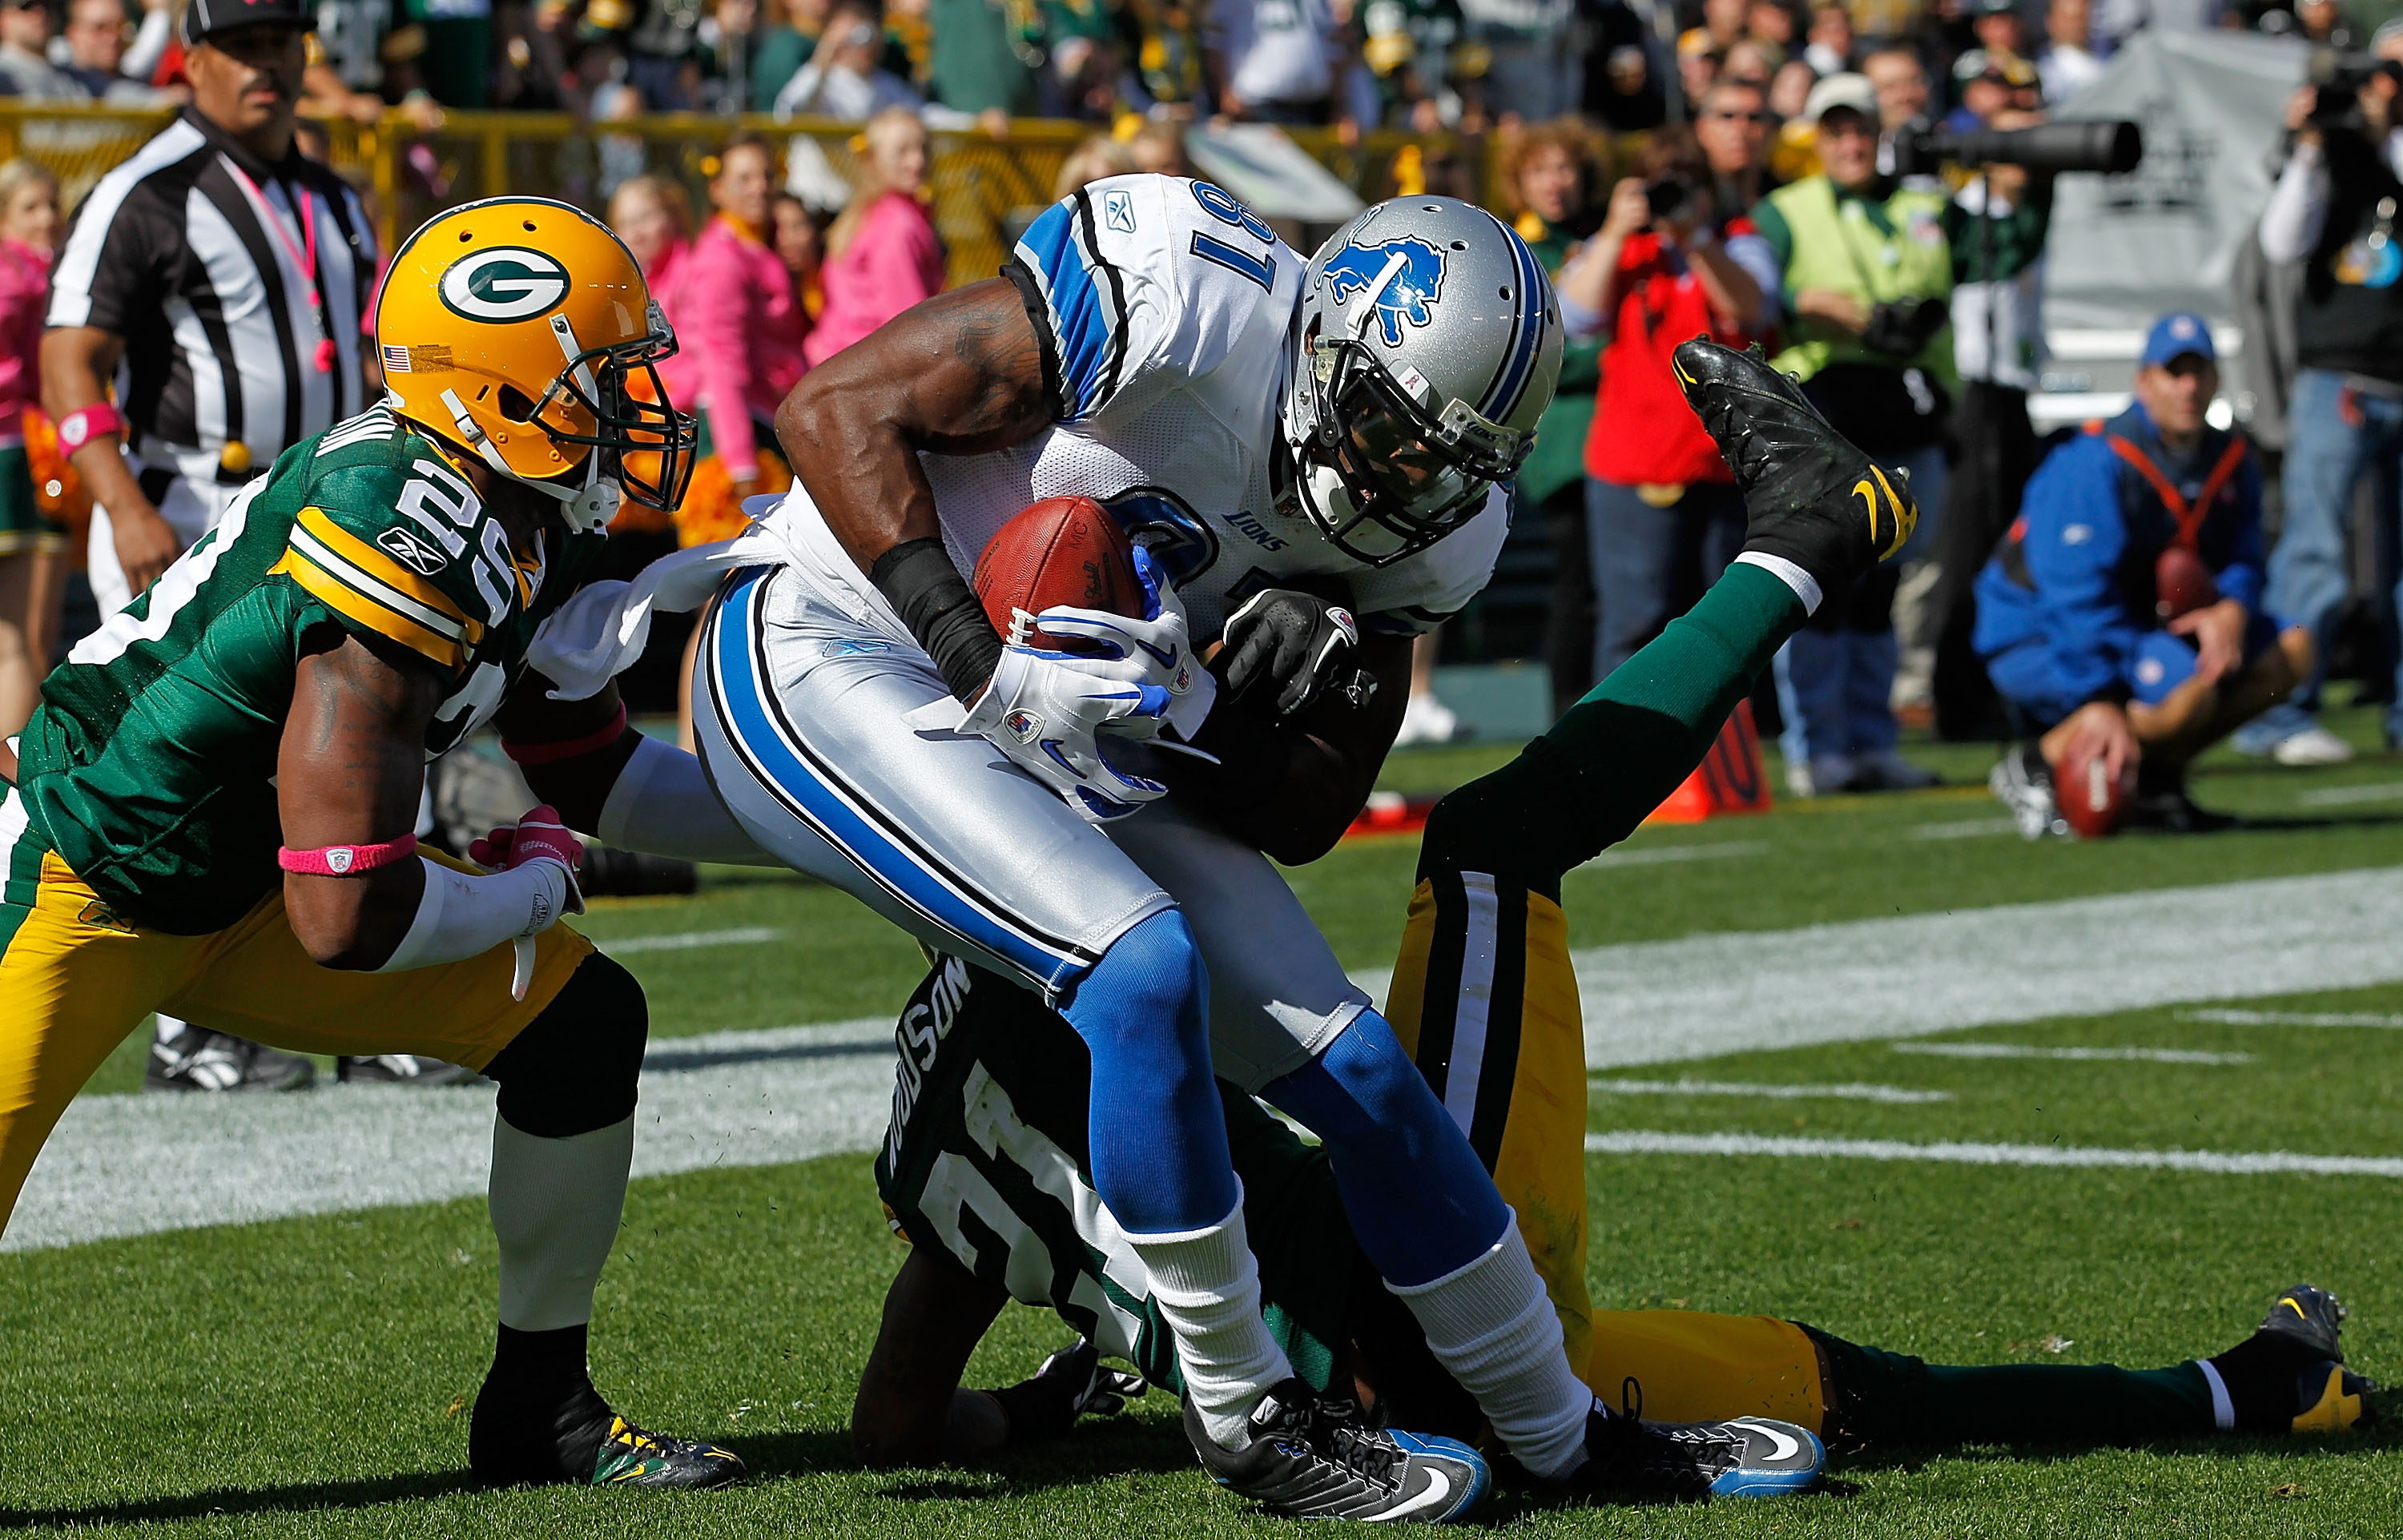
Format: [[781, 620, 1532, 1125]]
[[678, 133, 810, 509], [806, 107, 944, 365], [0, 159, 60, 736]]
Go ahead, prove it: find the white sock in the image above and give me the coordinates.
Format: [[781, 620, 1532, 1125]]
[[1126, 1186, 1294, 1452], [1389, 1213, 1590, 1479], [489, 1113, 634, 1331]]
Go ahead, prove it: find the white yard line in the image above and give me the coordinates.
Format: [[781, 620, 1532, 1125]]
[[1907, 817, 2021, 840], [1893, 1043, 2254, 1065], [13, 864, 2403, 1253], [582, 925, 785, 954], [2296, 782, 2403, 807], [1585, 1130, 2403, 1178], [1588, 1078, 1952, 1104], [2180, 1007, 2403, 1029], [1580, 841, 1767, 869]]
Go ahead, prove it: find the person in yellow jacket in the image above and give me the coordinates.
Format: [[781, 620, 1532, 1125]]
[[1747, 70, 1952, 799]]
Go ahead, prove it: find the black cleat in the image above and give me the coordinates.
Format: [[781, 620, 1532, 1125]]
[[1185, 1379, 1488, 1522], [336, 1054, 484, 1086], [586, 1415, 747, 1487], [1670, 337, 1918, 591], [2124, 765, 2239, 834], [1563, 1396, 1823, 1502], [2208, 1285, 2378, 1433], [472, 1359, 745, 1490], [145, 1026, 315, 1093]]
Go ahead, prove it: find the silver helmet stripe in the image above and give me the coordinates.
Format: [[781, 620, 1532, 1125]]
[[1476, 213, 1551, 424]]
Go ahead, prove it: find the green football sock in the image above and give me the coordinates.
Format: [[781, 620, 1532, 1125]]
[[1805, 1327, 2217, 1449], [1419, 560, 1807, 899]]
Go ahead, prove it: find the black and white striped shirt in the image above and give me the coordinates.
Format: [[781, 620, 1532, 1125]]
[[47, 107, 378, 489]]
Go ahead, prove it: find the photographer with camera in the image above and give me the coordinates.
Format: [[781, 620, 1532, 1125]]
[[1555, 123, 1777, 684], [1748, 70, 1952, 794], [2234, 57, 2403, 763]]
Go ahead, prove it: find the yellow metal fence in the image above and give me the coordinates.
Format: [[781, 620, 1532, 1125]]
[[0, 105, 1500, 291]]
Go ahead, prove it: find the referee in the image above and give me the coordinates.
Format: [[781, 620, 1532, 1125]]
[[42, 0, 379, 1093]]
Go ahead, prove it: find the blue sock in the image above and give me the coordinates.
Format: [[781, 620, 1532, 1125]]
[[1058, 909, 1238, 1233], [1263, 1013, 1509, 1287]]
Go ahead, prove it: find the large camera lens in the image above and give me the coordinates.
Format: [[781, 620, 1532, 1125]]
[[1895, 119, 2143, 175]]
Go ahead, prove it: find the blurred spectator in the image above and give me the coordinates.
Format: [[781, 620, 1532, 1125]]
[[922, 0, 1041, 115], [1053, 131, 1137, 198], [2377, 14, 2403, 63], [1722, 34, 1778, 86], [1127, 119, 1192, 175], [1580, 0, 1665, 131], [1128, 0, 1206, 111], [772, 0, 921, 113], [1930, 73, 2056, 738], [1748, 0, 1796, 50], [1752, 70, 1950, 794], [2239, 62, 2403, 762], [1801, 1, 1850, 74], [2035, 0, 2102, 103], [2294, 0, 2358, 48], [1846, 0, 1924, 46], [1702, 0, 1747, 48], [1499, 119, 1604, 715], [0, 159, 58, 737], [610, 0, 702, 108], [1945, 47, 2035, 131], [607, 170, 694, 287], [1696, 72, 1778, 209], [0, 0, 84, 98], [751, 0, 826, 108], [1976, 316, 2308, 833], [1676, 27, 1721, 105], [1860, 39, 1926, 135], [1207, 0, 1338, 123], [771, 187, 823, 316], [1968, 0, 2025, 60], [1358, 0, 1467, 129], [808, 106, 943, 362], [680, 134, 810, 517], [62, 0, 172, 99], [1559, 127, 1774, 687], [1769, 54, 1813, 113], [1456, 0, 1576, 122], [413, 0, 496, 107]]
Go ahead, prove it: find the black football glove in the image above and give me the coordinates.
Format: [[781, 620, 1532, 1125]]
[[982, 1340, 1149, 1446], [1222, 588, 1362, 718]]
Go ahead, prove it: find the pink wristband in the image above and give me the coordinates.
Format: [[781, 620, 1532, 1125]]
[[277, 833, 419, 878], [55, 401, 123, 452]]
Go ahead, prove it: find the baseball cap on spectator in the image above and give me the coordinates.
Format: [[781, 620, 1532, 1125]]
[[2141, 312, 2216, 368], [1971, 0, 2018, 14], [1679, 27, 1720, 60], [1953, 47, 2038, 86], [2375, 15, 2403, 51], [1802, 70, 1876, 122], [181, 0, 314, 47]]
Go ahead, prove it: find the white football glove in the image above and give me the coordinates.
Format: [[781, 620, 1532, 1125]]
[[1031, 545, 1218, 738], [960, 644, 1173, 822]]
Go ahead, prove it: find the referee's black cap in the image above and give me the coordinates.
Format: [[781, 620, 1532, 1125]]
[[180, 0, 316, 49]]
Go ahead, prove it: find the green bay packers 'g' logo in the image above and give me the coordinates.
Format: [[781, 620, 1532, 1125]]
[[440, 247, 570, 323]]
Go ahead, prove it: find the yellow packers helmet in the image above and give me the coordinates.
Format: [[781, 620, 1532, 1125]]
[[376, 196, 697, 531]]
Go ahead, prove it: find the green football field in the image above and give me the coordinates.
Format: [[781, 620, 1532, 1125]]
[[12, 708, 2403, 1537]]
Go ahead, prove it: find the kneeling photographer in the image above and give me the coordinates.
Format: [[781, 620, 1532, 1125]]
[[2241, 55, 2403, 763]]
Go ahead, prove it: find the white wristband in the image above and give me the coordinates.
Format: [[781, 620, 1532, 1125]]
[[375, 855, 572, 974], [597, 734, 779, 865]]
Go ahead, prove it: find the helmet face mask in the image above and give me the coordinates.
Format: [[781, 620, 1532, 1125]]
[[1293, 328, 1515, 565], [527, 303, 697, 516]]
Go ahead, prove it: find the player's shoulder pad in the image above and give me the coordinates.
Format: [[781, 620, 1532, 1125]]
[[271, 405, 498, 671]]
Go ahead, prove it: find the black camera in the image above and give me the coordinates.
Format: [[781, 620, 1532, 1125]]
[[1644, 176, 1696, 223], [1890, 118, 2143, 178], [2305, 48, 2403, 132]]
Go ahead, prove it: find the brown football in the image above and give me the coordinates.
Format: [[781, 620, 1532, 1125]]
[[972, 495, 1143, 653], [2055, 739, 2134, 839], [2155, 545, 2220, 621]]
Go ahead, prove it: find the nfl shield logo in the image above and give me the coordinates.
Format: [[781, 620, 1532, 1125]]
[[326, 847, 355, 875], [1004, 710, 1043, 744]]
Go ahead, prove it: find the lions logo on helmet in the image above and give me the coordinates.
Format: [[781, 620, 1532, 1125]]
[[376, 197, 698, 533], [1320, 237, 1446, 348]]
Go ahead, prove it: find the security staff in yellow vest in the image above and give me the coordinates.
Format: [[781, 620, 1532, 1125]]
[[1749, 69, 1951, 798]]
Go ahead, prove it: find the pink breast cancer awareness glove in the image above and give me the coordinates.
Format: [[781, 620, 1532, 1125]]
[[471, 805, 587, 999]]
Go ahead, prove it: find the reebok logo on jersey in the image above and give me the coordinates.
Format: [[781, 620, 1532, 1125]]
[[376, 525, 453, 575], [440, 247, 570, 323], [1323, 235, 1447, 348], [1103, 189, 1135, 233]]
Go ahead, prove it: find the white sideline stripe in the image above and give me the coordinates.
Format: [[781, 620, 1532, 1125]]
[[1584, 1130, 2403, 1178], [1909, 817, 2019, 840], [2296, 781, 2403, 807], [1580, 841, 1767, 869], [1893, 1043, 2254, 1065], [2180, 1007, 2403, 1029], [14, 864, 2403, 1253], [592, 925, 786, 955], [1589, 1078, 1952, 1104]]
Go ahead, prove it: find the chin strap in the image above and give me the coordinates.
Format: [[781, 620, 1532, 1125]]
[[433, 386, 623, 534]]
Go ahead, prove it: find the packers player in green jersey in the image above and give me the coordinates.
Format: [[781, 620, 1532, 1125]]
[[0, 198, 752, 1490], [847, 343, 2375, 1494]]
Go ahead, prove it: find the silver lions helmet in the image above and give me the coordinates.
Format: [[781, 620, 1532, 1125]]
[[1281, 195, 1564, 567]]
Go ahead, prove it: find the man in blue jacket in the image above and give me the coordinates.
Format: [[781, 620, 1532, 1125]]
[[1974, 313, 2313, 835]]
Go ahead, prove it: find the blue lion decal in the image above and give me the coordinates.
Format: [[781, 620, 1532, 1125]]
[[1322, 236, 1447, 348]]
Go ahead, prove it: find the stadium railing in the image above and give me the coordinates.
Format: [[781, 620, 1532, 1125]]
[[0, 105, 1492, 292]]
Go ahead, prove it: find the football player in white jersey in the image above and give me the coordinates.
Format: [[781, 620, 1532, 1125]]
[[687, 178, 1586, 1520]]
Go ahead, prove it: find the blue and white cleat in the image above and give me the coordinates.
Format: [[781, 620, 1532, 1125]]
[[1185, 1379, 1490, 1522], [1566, 1400, 1824, 1502]]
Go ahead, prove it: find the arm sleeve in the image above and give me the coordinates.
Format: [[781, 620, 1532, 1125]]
[[2021, 446, 2143, 706], [2260, 142, 2329, 264], [2214, 448, 2268, 616]]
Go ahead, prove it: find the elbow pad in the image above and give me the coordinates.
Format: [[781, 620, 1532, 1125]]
[[597, 734, 779, 865], [375, 856, 574, 974]]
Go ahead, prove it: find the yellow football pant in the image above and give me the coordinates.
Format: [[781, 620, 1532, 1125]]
[[1385, 871, 1827, 1434], [0, 844, 592, 1232]]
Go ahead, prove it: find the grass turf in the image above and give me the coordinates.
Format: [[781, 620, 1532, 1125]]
[[18, 707, 2403, 1534]]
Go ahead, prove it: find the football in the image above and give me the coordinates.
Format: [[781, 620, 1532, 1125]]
[[2055, 739, 2134, 839], [972, 495, 1144, 653], [2155, 545, 2220, 621]]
